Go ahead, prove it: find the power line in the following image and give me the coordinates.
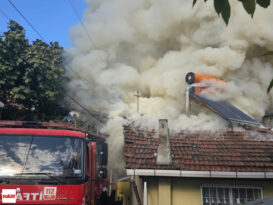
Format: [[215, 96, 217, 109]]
[[1, 4, 106, 123], [7, 0, 47, 42], [66, 0, 108, 92], [0, 35, 105, 123], [65, 92, 104, 124], [0, 9, 10, 21], [68, 0, 106, 64], [66, 62, 93, 84], [4, 1, 101, 90], [0, 37, 31, 67]]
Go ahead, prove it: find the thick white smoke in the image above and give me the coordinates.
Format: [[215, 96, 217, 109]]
[[65, 0, 273, 173]]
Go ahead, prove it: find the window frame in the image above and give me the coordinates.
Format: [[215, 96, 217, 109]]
[[200, 185, 263, 205], [0, 134, 85, 177]]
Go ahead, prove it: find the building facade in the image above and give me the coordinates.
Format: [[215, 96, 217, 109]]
[[124, 120, 273, 205]]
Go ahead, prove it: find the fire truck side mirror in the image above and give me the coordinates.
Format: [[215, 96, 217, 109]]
[[98, 142, 108, 166], [84, 175, 89, 182], [98, 167, 107, 179]]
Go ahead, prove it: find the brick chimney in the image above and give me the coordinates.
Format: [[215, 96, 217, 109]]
[[156, 119, 172, 165]]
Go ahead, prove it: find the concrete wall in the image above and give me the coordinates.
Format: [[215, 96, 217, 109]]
[[131, 177, 273, 205]]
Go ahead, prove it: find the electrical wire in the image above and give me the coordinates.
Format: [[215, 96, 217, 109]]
[[66, 63, 93, 84], [6, 0, 106, 87], [0, 38, 32, 67], [68, 0, 106, 64], [7, 0, 47, 42], [4, 1, 101, 89], [65, 92, 104, 124], [0, 9, 10, 21], [1, 3, 106, 123], [0, 35, 105, 124]]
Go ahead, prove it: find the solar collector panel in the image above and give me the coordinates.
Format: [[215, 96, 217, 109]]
[[192, 94, 261, 126]]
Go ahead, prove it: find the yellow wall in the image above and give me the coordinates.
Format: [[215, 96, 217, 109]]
[[147, 178, 158, 205], [142, 178, 273, 205], [172, 178, 201, 205], [158, 178, 171, 205]]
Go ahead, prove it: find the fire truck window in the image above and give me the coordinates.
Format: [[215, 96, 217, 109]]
[[0, 135, 84, 177]]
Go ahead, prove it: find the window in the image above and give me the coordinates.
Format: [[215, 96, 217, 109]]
[[202, 186, 262, 205], [0, 135, 84, 177]]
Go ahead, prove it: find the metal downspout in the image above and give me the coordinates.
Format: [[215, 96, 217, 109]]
[[143, 181, 147, 205], [185, 86, 190, 115]]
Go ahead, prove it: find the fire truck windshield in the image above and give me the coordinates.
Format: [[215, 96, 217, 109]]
[[0, 135, 84, 178]]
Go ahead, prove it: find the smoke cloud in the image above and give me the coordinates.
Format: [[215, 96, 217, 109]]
[[65, 0, 273, 174]]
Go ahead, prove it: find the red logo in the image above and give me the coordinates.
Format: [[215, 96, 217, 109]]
[[2, 189, 16, 203], [2, 194, 16, 199], [43, 187, 57, 200]]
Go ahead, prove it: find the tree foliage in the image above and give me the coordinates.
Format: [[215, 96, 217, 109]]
[[261, 51, 273, 93], [0, 20, 69, 121], [193, 0, 273, 94], [193, 0, 271, 25]]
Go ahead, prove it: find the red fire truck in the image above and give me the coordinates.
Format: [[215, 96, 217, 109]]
[[0, 120, 108, 205]]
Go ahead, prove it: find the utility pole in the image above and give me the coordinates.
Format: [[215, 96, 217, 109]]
[[134, 91, 140, 113]]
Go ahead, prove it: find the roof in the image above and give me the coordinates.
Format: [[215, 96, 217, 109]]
[[124, 126, 273, 173], [0, 128, 85, 138]]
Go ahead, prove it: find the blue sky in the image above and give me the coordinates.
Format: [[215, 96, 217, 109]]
[[0, 0, 87, 48]]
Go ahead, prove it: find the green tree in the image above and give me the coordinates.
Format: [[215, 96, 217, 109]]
[[193, 0, 273, 93], [0, 20, 69, 121], [193, 0, 271, 25], [263, 51, 273, 93]]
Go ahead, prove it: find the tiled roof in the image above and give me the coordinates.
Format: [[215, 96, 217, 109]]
[[124, 126, 273, 172]]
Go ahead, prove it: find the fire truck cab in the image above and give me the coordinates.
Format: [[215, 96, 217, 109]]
[[0, 121, 108, 205]]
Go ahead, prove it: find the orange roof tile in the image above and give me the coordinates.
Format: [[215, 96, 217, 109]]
[[124, 125, 273, 172]]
